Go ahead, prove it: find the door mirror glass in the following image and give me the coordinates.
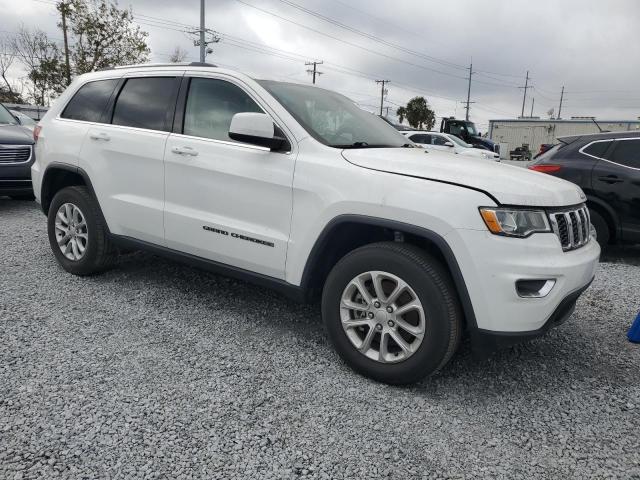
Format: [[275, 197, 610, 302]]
[[229, 112, 288, 150], [444, 142, 454, 148]]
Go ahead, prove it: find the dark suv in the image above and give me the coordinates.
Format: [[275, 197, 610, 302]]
[[0, 103, 36, 199], [529, 131, 640, 246]]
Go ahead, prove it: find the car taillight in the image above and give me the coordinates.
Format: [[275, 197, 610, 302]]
[[33, 125, 41, 143], [528, 164, 561, 173]]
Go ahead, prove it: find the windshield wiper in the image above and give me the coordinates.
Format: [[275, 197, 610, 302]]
[[337, 142, 402, 149]]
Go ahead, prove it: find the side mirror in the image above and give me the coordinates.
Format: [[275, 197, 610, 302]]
[[228, 112, 289, 151], [444, 142, 454, 148]]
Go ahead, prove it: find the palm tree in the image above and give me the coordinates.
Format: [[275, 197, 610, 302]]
[[396, 106, 407, 124]]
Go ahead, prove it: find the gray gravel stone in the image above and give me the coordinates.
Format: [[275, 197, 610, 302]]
[[1, 199, 639, 479]]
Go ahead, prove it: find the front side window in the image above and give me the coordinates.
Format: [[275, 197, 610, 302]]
[[61, 79, 119, 122], [582, 140, 612, 159], [183, 78, 264, 141], [609, 139, 640, 169], [432, 135, 449, 146], [259, 80, 409, 149], [112, 77, 177, 131]]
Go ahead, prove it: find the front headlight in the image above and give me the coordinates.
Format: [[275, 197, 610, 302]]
[[479, 207, 551, 237]]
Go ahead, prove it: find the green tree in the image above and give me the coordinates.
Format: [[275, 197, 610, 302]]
[[11, 26, 65, 105], [65, 0, 150, 77], [400, 96, 436, 130]]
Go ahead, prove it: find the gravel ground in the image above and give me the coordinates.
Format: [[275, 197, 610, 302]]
[[1, 198, 639, 480]]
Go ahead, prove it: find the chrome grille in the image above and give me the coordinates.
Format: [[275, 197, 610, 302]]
[[0, 145, 32, 164], [549, 205, 591, 251]]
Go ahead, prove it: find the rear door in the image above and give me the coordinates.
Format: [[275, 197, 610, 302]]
[[79, 72, 181, 244], [163, 75, 296, 278], [592, 138, 640, 242]]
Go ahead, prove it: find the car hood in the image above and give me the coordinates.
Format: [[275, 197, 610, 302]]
[[341, 148, 585, 207], [0, 124, 34, 145]]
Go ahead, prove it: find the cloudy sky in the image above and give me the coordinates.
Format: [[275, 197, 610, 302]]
[[2, 0, 638, 131]]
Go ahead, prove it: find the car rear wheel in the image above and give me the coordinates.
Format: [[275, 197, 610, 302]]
[[321, 242, 462, 385], [47, 186, 117, 275]]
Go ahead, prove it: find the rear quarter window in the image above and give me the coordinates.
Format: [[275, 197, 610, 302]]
[[581, 140, 612, 159], [61, 79, 119, 122]]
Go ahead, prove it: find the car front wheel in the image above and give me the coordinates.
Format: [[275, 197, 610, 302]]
[[322, 242, 462, 385]]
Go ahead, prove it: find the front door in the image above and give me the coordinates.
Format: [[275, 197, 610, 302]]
[[163, 76, 295, 279]]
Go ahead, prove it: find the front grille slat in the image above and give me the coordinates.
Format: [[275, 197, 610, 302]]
[[0, 146, 32, 164], [549, 205, 591, 251]]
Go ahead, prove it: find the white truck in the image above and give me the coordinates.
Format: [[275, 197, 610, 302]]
[[31, 63, 599, 384]]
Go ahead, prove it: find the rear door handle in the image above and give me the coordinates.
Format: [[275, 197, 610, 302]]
[[171, 146, 199, 157], [89, 132, 110, 141], [598, 175, 623, 184]]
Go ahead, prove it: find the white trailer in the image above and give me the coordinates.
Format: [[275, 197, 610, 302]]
[[488, 118, 640, 157]]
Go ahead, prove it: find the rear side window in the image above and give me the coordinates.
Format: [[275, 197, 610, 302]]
[[409, 134, 431, 144], [112, 77, 177, 131], [183, 78, 263, 141], [582, 140, 612, 159], [609, 139, 640, 169], [61, 79, 119, 122]]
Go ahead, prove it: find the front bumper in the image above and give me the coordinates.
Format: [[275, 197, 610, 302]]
[[1, 151, 34, 195], [445, 228, 600, 339], [471, 279, 593, 353]]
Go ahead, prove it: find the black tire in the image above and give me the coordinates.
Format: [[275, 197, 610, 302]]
[[10, 193, 35, 201], [321, 242, 462, 385], [589, 209, 610, 247], [47, 186, 117, 275]]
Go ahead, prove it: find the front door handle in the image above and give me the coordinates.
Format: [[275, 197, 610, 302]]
[[171, 146, 199, 157], [598, 175, 623, 184], [89, 132, 110, 141]]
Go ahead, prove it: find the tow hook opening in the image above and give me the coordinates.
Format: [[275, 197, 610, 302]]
[[516, 279, 556, 298]]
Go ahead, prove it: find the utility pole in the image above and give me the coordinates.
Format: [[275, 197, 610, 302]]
[[199, 0, 206, 62], [58, 0, 71, 86], [519, 70, 530, 118], [305, 61, 323, 84], [530, 97, 535, 118], [375, 80, 389, 116], [464, 59, 475, 121], [190, 0, 219, 63], [558, 86, 565, 120]]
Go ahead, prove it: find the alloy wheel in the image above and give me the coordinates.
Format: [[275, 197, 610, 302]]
[[54, 202, 88, 261], [340, 270, 426, 363]]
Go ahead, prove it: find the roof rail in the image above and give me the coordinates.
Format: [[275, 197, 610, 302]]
[[111, 61, 218, 70]]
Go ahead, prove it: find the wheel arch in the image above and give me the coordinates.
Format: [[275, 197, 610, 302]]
[[41, 163, 95, 215], [300, 215, 477, 331], [585, 194, 619, 242]]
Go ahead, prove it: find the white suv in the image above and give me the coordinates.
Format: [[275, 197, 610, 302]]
[[402, 130, 500, 160], [31, 63, 599, 384]]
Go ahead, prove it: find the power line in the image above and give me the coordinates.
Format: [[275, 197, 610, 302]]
[[272, 0, 468, 72], [232, 0, 515, 88]]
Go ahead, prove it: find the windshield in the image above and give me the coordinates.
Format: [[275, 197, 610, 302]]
[[446, 134, 472, 148], [0, 104, 18, 125], [12, 111, 36, 126], [465, 122, 478, 136], [258, 80, 409, 148]]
